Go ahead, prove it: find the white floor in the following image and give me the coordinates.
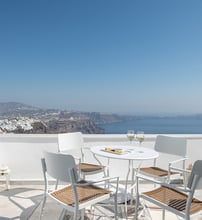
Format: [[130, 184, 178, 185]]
[[0, 184, 43, 220]]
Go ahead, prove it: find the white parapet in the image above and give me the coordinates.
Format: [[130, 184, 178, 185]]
[[0, 134, 202, 183]]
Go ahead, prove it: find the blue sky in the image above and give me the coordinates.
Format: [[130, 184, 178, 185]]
[[0, 0, 202, 115]]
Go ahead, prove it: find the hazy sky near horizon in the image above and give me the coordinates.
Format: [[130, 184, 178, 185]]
[[0, 0, 202, 115]]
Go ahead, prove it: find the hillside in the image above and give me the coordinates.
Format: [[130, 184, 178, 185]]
[[0, 102, 133, 134]]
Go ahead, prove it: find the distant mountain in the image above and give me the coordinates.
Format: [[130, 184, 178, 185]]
[[0, 102, 59, 119], [0, 102, 136, 123], [0, 102, 39, 114], [0, 102, 105, 134], [0, 102, 134, 134], [0, 102, 138, 134]]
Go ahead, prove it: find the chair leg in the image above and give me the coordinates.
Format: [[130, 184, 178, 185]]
[[81, 209, 85, 220], [59, 209, 67, 220], [73, 207, 79, 220], [55, 179, 59, 190], [39, 195, 47, 220], [114, 194, 118, 220], [89, 205, 95, 220], [142, 203, 152, 220], [135, 195, 139, 220], [162, 209, 165, 220]]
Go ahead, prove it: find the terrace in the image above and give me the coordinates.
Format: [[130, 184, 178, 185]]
[[1, 133, 202, 219]]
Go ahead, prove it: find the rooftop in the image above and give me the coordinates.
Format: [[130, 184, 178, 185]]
[[1, 133, 202, 219]]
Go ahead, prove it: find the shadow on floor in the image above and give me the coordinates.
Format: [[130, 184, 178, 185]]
[[0, 187, 43, 220]]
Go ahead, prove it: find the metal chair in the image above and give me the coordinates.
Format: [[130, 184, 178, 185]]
[[40, 151, 119, 220], [138, 135, 188, 184], [135, 160, 202, 220], [58, 132, 105, 178]]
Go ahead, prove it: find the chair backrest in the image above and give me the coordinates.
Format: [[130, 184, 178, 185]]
[[42, 151, 79, 183], [58, 132, 83, 152], [154, 135, 187, 157], [188, 160, 202, 190]]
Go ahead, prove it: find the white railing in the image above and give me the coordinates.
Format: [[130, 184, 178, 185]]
[[0, 134, 202, 183]]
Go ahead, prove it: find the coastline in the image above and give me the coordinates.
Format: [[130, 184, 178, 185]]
[[99, 117, 202, 134]]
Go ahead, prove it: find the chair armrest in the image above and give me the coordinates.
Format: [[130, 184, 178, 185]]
[[75, 176, 119, 187], [136, 173, 191, 193], [168, 157, 188, 166], [169, 166, 192, 174], [168, 157, 189, 174]]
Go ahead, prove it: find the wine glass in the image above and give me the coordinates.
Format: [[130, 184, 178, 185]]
[[136, 131, 144, 146], [127, 130, 135, 143]]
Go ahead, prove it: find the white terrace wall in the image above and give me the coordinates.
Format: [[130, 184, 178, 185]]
[[0, 134, 202, 183]]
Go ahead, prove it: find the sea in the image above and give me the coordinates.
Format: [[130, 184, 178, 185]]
[[99, 117, 202, 134]]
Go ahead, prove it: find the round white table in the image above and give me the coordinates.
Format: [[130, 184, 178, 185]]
[[91, 145, 159, 161], [91, 145, 159, 213], [91, 145, 159, 189]]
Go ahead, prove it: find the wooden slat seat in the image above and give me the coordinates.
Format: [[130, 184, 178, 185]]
[[51, 180, 110, 206], [143, 186, 202, 215], [135, 160, 202, 220], [140, 167, 178, 177], [137, 136, 187, 187], [79, 163, 105, 173]]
